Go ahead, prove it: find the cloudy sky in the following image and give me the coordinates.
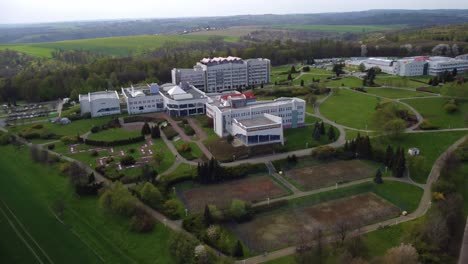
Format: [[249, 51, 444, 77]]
[[1, 0, 468, 24]]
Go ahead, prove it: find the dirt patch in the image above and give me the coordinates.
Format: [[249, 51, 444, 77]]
[[231, 193, 399, 252], [180, 176, 288, 212], [286, 160, 376, 190]]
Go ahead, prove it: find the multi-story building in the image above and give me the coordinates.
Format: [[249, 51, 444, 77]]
[[206, 92, 305, 146], [394, 58, 427, 76], [121, 84, 165, 115], [364, 58, 396, 74], [427, 56, 468, 76], [171, 57, 270, 93], [159, 83, 209, 117], [79, 90, 121, 118]]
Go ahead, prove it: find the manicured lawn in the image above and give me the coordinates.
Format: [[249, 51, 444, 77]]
[[320, 88, 380, 129], [402, 97, 468, 129], [173, 140, 205, 160], [372, 131, 467, 183], [87, 128, 141, 141], [283, 123, 339, 151], [345, 129, 375, 140], [375, 76, 426, 88], [323, 76, 363, 88], [292, 73, 331, 86], [0, 145, 177, 263], [365, 88, 428, 99]]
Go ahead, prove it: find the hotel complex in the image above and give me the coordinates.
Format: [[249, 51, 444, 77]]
[[171, 57, 271, 92], [346, 55, 468, 76]]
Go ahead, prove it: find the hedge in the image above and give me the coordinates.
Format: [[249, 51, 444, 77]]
[[123, 116, 163, 124], [82, 135, 145, 147]]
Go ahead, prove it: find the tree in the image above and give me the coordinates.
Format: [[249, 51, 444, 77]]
[[319, 122, 325, 135], [291, 65, 297, 73], [358, 63, 366, 72], [313, 123, 321, 141], [69, 89, 79, 101], [232, 240, 244, 257], [374, 168, 383, 184], [300, 79, 304, 87], [287, 73, 293, 81], [452, 67, 458, 77], [151, 126, 160, 139], [153, 151, 164, 166], [169, 233, 197, 264], [332, 64, 344, 77], [141, 122, 151, 135], [327, 126, 336, 141], [68, 161, 88, 187], [140, 182, 163, 209], [141, 164, 156, 182], [203, 205, 213, 226], [226, 134, 234, 144], [99, 182, 137, 217], [384, 145, 394, 168], [383, 243, 419, 264], [333, 219, 351, 245], [229, 199, 251, 222]]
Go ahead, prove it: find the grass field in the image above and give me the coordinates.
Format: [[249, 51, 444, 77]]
[[320, 88, 380, 129], [283, 123, 339, 151], [0, 145, 177, 263], [178, 175, 289, 212], [283, 160, 379, 191], [372, 131, 468, 183], [0, 34, 233, 57], [173, 140, 205, 161], [402, 97, 468, 129], [276, 24, 404, 33], [87, 128, 141, 141], [292, 73, 331, 86], [375, 76, 427, 88], [365, 88, 429, 99], [323, 76, 363, 88], [187, 26, 259, 39]]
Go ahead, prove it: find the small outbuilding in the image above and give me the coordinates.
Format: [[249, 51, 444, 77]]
[[408, 148, 420, 156]]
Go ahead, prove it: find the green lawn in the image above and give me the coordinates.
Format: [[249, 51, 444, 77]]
[[402, 97, 468, 129], [0, 145, 177, 263], [87, 128, 141, 141], [345, 129, 375, 140], [323, 76, 363, 88], [276, 24, 404, 33], [365, 88, 428, 99], [375, 76, 426, 88], [320, 88, 380, 129], [292, 73, 331, 86], [173, 140, 205, 160], [372, 131, 467, 183], [0, 34, 234, 57], [283, 122, 339, 151]]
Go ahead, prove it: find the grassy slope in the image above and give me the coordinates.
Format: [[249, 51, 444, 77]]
[[283, 121, 339, 151], [365, 88, 428, 99], [402, 97, 468, 129], [373, 131, 467, 183], [0, 34, 231, 57], [320, 88, 380, 129], [0, 145, 177, 263], [276, 24, 404, 33], [374, 76, 426, 88]]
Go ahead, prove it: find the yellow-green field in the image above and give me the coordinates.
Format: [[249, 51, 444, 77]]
[[0, 34, 234, 57], [275, 24, 405, 33]]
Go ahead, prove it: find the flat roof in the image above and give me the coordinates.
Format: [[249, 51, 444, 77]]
[[209, 96, 304, 112], [236, 116, 278, 127], [79, 90, 119, 101]]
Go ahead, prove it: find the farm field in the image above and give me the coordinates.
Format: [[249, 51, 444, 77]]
[[232, 193, 399, 252], [179, 175, 289, 212], [373, 131, 468, 183], [0, 34, 233, 57], [187, 26, 260, 39], [0, 145, 177, 264], [402, 97, 468, 129], [283, 159, 379, 191], [275, 24, 405, 33], [364, 87, 429, 99], [320, 88, 380, 129]]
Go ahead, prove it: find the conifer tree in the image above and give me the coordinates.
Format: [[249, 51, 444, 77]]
[[320, 122, 326, 135], [141, 122, 151, 135], [328, 126, 336, 141], [233, 240, 244, 257], [374, 169, 383, 184], [203, 205, 213, 226]]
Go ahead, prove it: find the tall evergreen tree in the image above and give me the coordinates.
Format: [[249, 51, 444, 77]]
[[320, 122, 326, 135], [385, 145, 394, 168], [374, 169, 383, 184], [151, 126, 160, 139], [141, 122, 151, 135], [233, 240, 244, 257], [203, 205, 213, 226], [328, 126, 336, 141]]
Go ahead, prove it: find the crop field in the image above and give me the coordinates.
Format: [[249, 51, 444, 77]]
[[0, 34, 233, 57], [187, 26, 259, 39], [179, 175, 289, 212], [364, 88, 429, 99], [283, 160, 379, 191], [320, 88, 381, 129], [0, 145, 177, 264], [275, 24, 405, 33], [402, 97, 468, 129], [232, 193, 399, 252]]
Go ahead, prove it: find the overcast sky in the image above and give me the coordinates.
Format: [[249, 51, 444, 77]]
[[1, 0, 468, 24]]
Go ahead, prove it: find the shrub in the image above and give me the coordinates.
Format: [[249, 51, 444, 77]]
[[83, 136, 144, 147], [419, 119, 439, 130], [229, 199, 252, 222], [22, 132, 40, 140], [444, 103, 458, 113], [163, 199, 184, 219], [226, 134, 234, 144], [311, 146, 337, 160], [184, 125, 195, 136], [178, 143, 192, 153], [432, 180, 456, 195], [0, 133, 11, 145], [47, 144, 55, 150], [59, 162, 71, 174], [120, 156, 136, 166], [130, 211, 155, 233], [40, 131, 56, 139], [90, 126, 101, 133], [99, 182, 138, 217], [31, 124, 43, 129], [162, 125, 178, 140], [129, 148, 136, 154], [140, 182, 163, 209], [61, 136, 78, 145]]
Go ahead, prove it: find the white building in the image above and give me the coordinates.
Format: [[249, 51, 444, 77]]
[[79, 90, 121, 118], [427, 56, 468, 76], [365, 58, 397, 74], [172, 57, 271, 93], [159, 83, 209, 117], [205, 92, 305, 146], [122, 84, 165, 115], [394, 58, 427, 77]]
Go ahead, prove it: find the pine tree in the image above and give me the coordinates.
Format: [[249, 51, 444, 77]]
[[385, 145, 394, 168], [374, 169, 383, 184], [344, 140, 349, 151], [313, 126, 321, 141], [287, 73, 293, 81], [141, 122, 151, 135], [203, 205, 213, 226], [151, 126, 160, 139], [320, 122, 326, 135], [300, 79, 304, 87], [233, 240, 244, 257], [328, 126, 336, 141]]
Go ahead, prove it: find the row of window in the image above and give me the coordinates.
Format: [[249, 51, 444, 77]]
[[129, 99, 162, 105]]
